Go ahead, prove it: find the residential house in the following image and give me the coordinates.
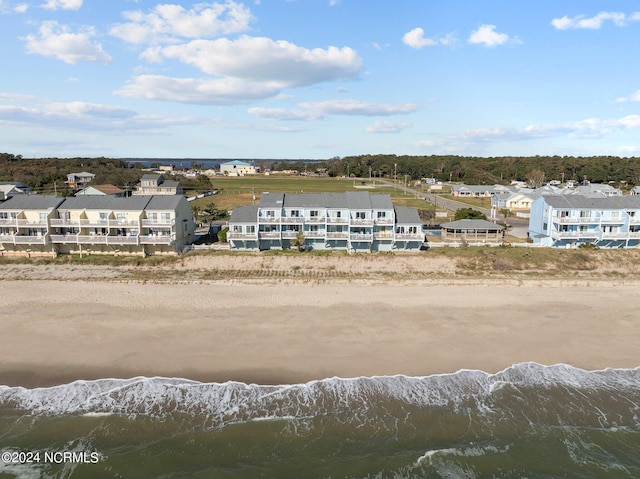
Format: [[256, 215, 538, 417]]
[[0, 195, 65, 256], [66, 172, 95, 190], [220, 160, 257, 176], [75, 184, 125, 197], [0, 195, 195, 257], [440, 219, 504, 244], [451, 184, 513, 198], [228, 191, 423, 252], [132, 174, 183, 195], [0, 182, 30, 200], [528, 194, 640, 248]]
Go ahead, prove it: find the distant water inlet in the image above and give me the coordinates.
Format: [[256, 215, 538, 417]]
[[1, 363, 639, 478]]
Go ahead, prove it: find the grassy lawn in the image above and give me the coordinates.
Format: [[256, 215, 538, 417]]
[[191, 176, 437, 213], [439, 194, 492, 209]]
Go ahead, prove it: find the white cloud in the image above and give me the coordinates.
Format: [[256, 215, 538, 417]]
[[109, 1, 253, 45], [41, 0, 82, 11], [416, 115, 640, 150], [366, 120, 411, 133], [247, 107, 323, 121], [115, 75, 282, 104], [22, 21, 112, 64], [14, 3, 29, 13], [402, 27, 456, 49], [551, 11, 632, 30], [151, 36, 362, 88], [615, 90, 640, 102], [0, 98, 209, 131], [468, 24, 519, 47], [297, 99, 418, 116]]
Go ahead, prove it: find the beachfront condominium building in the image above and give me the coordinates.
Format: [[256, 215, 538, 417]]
[[228, 191, 424, 252], [0, 194, 195, 257], [528, 194, 640, 248]]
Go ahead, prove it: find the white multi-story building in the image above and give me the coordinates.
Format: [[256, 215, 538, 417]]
[[0, 195, 195, 257], [528, 194, 640, 248], [228, 191, 423, 252]]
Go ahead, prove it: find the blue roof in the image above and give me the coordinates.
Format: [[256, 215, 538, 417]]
[[222, 160, 253, 166]]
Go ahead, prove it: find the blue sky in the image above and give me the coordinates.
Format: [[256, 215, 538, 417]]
[[1, 0, 640, 159]]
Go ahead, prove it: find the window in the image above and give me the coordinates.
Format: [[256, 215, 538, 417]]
[[580, 210, 590, 218], [290, 210, 300, 218], [161, 212, 171, 223], [0, 212, 7, 219], [247, 225, 255, 233], [377, 211, 386, 218], [116, 212, 127, 223], [310, 210, 319, 218], [99, 212, 108, 223]]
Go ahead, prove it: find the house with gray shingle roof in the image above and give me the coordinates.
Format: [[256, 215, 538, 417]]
[[0, 194, 194, 257], [528, 194, 640, 248], [228, 191, 423, 252], [440, 219, 504, 244]]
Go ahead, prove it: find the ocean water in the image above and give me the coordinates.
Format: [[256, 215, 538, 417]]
[[0, 363, 639, 479]]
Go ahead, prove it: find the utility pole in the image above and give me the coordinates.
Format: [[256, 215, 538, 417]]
[[394, 163, 397, 190]]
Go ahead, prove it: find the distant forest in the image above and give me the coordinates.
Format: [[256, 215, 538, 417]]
[[3, 152, 640, 195]]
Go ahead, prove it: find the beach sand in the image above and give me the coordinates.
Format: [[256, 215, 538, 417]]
[[1, 276, 639, 387]]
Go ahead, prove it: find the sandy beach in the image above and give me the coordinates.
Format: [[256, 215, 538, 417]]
[[1, 256, 639, 387]]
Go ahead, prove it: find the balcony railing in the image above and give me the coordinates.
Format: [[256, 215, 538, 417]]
[[17, 219, 48, 227], [350, 219, 373, 226], [227, 232, 258, 240], [305, 231, 326, 239], [350, 233, 373, 241], [280, 217, 305, 224], [551, 231, 599, 239], [139, 235, 175, 245], [394, 233, 425, 241], [326, 217, 348, 224], [305, 217, 326, 223], [77, 235, 108, 244], [141, 219, 174, 227], [281, 231, 301, 239], [258, 217, 280, 224], [258, 231, 280, 239], [375, 218, 394, 225], [106, 236, 139, 245], [50, 219, 78, 227], [326, 232, 349, 239], [13, 235, 47, 244], [0, 219, 17, 226], [553, 217, 596, 224], [374, 233, 394, 240], [50, 234, 78, 243]]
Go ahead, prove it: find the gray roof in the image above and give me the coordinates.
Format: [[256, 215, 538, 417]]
[[259, 192, 285, 208], [394, 205, 421, 224], [345, 191, 372, 209], [369, 194, 394, 209], [145, 195, 187, 210], [59, 195, 152, 211], [141, 173, 162, 180], [542, 194, 640, 209], [230, 205, 259, 223], [441, 219, 504, 230], [0, 195, 65, 210]]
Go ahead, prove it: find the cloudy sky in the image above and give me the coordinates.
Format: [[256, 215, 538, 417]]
[[1, 0, 640, 159]]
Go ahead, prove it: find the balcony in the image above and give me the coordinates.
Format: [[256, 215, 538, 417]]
[[305, 216, 326, 223], [326, 232, 349, 239], [280, 217, 304, 224], [13, 235, 47, 244], [326, 217, 348, 224], [108, 219, 140, 227], [139, 235, 174, 245], [350, 218, 373, 226], [305, 230, 326, 239], [50, 218, 79, 227], [394, 233, 424, 241], [0, 234, 13, 243], [600, 217, 625, 224], [141, 219, 174, 227], [374, 233, 394, 240], [553, 216, 596, 224], [281, 231, 301, 239], [17, 219, 48, 227], [50, 234, 79, 244], [258, 217, 280, 224], [350, 233, 373, 241], [258, 231, 280, 239], [77, 235, 108, 244], [375, 218, 394, 225], [106, 236, 139, 245], [227, 232, 258, 240], [551, 230, 599, 239]]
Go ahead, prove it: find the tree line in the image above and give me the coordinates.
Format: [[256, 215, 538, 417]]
[[321, 154, 640, 187]]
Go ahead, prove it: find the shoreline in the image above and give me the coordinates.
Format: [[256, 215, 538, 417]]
[[2, 278, 639, 388]]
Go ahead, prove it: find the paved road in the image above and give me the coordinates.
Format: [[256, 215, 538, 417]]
[[380, 179, 529, 238]]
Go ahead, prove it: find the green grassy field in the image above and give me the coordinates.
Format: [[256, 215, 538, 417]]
[[192, 176, 437, 212]]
